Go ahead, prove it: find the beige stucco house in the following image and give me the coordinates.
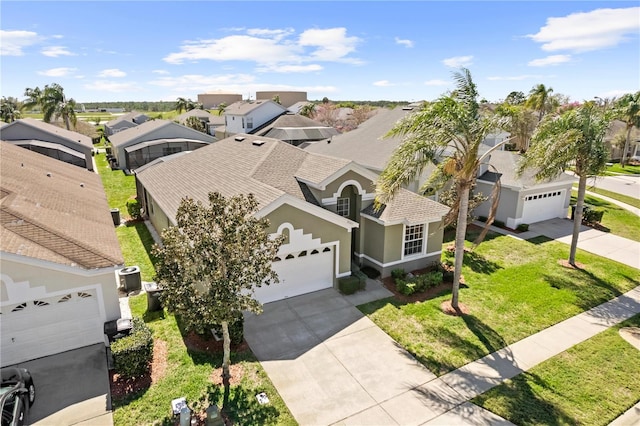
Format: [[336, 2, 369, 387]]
[[0, 142, 124, 366], [135, 134, 449, 304], [109, 119, 216, 170], [0, 118, 94, 170]]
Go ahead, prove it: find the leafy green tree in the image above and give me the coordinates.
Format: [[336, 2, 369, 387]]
[[376, 68, 508, 312], [153, 192, 284, 399], [526, 84, 555, 122], [504, 91, 526, 105], [175, 97, 190, 114], [24, 84, 77, 130], [495, 103, 538, 151], [298, 102, 316, 118], [615, 91, 640, 167], [0, 97, 22, 122], [22, 87, 42, 112], [517, 102, 612, 266], [217, 102, 227, 116]]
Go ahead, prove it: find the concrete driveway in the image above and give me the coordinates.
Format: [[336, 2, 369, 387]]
[[244, 288, 465, 425], [16, 343, 113, 425]]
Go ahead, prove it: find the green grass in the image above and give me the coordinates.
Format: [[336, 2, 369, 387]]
[[473, 314, 640, 426], [112, 295, 297, 426], [571, 190, 640, 242], [358, 230, 639, 377], [95, 152, 137, 213], [579, 185, 640, 209], [116, 224, 157, 281], [605, 163, 640, 175]]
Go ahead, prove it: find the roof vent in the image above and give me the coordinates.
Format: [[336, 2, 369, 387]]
[[402, 106, 414, 110], [234, 136, 245, 142], [252, 140, 266, 146], [46, 172, 52, 177]]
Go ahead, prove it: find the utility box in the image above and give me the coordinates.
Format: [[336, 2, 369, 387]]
[[143, 282, 163, 311], [118, 266, 141, 292], [110, 208, 120, 226]]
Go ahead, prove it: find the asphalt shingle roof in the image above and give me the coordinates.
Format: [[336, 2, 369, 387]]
[[0, 142, 124, 269]]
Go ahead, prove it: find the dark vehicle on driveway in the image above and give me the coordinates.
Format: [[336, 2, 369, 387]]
[[1, 368, 35, 426]]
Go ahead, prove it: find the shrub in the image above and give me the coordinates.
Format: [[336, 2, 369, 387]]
[[111, 317, 153, 379], [516, 223, 529, 232], [353, 270, 367, 289], [477, 216, 488, 222], [126, 198, 142, 220], [583, 207, 605, 224], [391, 268, 406, 280], [395, 279, 416, 296], [210, 312, 244, 345], [339, 276, 361, 295], [493, 220, 505, 228]]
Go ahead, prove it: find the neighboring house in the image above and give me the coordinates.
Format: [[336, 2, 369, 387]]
[[197, 91, 242, 109], [135, 134, 449, 304], [223, 100, 288, 136], [255, 113, 339, 146], [288, 101, 314, 115], [0, 142, 124, 367], [109, 119, 216, 170], [0, 118, 94, 171], [306, 106, 575, 228], [473, 149, 575, 229], [175, 109, 222, 136], [104, 111, 149, 137], [482, 130, 511, 150], [605, 120, 640, 162]]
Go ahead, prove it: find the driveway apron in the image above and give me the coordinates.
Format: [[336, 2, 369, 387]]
[[244, 288, 451, 425]]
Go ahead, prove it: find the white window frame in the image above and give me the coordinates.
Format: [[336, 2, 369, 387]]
[[403, 224, 424, 257], [336, 197, 350, 217]]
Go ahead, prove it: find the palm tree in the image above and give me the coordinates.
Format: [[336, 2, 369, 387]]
[[526, 84, 554, 122], [0, 97, 22, 122], [376, 68, 509, 312], [217, 102, 227, 116], [175, 97, 190, 114], [298, 102, 316, 118], [615, 91, 640, 167], [495, 103, 538, 151], [22, 87, 42, 112], [517, 102, 612, 266], [40, 84, 77, 130]]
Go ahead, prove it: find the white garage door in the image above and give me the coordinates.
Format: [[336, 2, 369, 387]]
[[521, 189, 566, 224], [253, 245, 334, 304], [1, 290, 104, 367]]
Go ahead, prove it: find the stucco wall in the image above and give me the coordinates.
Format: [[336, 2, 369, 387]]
[[320, 170, 376, 201]]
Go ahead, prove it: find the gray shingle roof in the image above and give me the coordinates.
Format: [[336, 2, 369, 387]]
[[109, 119, 215, 147], [304, 107, 415, 171], [224, 99, 286, 116], [0, 142, 124, 269], [105, 111, 148, 126], [1, 118, 93, 148], [361, 188, 449, 224]]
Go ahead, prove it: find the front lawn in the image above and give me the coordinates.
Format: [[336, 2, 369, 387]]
[[473, 314, 640, 426], [112, 295, 296, 425], [571, 190, 640, 242], [605, 162, 640, 175], [95, 152, 137, 213], [581, 185, 640, 209], [358, 229, 639, 377]]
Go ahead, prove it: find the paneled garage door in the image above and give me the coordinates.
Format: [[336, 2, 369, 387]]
[[253, 245, 334, 304], [0, 290, 104, 367], [521, 190, 566, 224]]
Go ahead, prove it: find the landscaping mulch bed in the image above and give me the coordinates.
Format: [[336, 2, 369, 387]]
[[110, 339, 168, 399], [381, 266, 466, 305]]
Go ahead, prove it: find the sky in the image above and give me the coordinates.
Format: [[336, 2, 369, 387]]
[[1, 1, 639, 104]]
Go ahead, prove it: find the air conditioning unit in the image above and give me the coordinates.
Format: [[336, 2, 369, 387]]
[[118, 266, 141, 292]]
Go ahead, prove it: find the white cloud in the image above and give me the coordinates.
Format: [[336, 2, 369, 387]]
[[395, 37, 414, 48], [152, 69, 170, 75], [149, 73, 257, 90], [41, 46, 75, 57], [424, 79, 449, 86], [528, 7, 640, 52], [84, 80, 142, 93], [487, 74, 544, 81], [256, 64, 323, 73], [164, 27, 361, 67], [38, 67, 77, 77], [98, 68, 127, 78], [528, 55, 571, 67], [374, 80, 395, 87], [442, 55, 473, 68], [0, 30, 40, 56]]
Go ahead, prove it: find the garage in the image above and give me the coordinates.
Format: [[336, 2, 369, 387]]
[[521, 189, 567, 224], [253, 239, 335, 304], [0, 289, 104, 367]]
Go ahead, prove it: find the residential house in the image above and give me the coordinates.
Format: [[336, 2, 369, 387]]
[[135, 134, 449, 303], [197, 91, 242, 110], [0, 118, 94, 171], [175, 109, 222, 136], [222, 100, 288, 137], [255, 113, 339, 147], [103, 111, 149, 137], [306, 106, 576, 228], [0, 142, 124, 366], [605, 119, 640, 163], [108, 119, 216, 170], [256, 91, 307, 108]]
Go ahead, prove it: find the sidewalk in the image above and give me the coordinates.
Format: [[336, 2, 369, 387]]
[[423, 285, 640, 424]]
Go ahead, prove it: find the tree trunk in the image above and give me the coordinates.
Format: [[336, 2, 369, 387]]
[[452, 184, 470, 310], [569, 175, 587, 265], [221, 320, 231, 387], [621, 126, 632, 168]]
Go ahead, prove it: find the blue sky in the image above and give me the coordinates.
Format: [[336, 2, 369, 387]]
[[1, 1, 638, 104]]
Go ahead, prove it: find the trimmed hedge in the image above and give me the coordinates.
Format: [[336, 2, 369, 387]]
[[126, 198, 142, 220], [111, 317, 154, 379], [583, 206, 605, 224], [516, 223, 529, 232], [339, 276, 361, 295]]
